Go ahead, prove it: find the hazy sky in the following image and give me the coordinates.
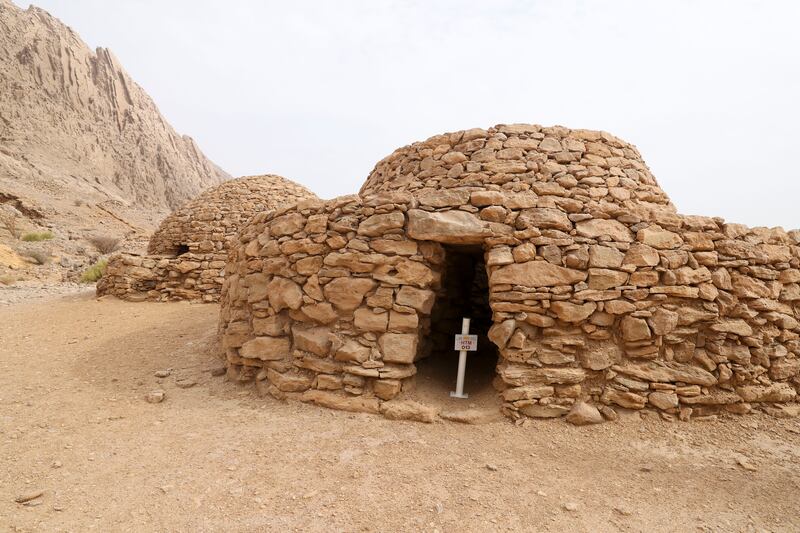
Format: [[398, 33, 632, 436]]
[[14, 1, 800, 228]]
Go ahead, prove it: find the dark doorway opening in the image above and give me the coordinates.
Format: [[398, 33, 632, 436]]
[[175, 244, 190, 256], [414, 244, 499, 408]]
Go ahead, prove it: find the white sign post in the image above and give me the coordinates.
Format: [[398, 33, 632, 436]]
[[450, 317, 477, 399]]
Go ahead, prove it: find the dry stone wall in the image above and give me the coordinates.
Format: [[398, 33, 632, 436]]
[[98, 175, 317, 302], [219, 124, 800, 423]]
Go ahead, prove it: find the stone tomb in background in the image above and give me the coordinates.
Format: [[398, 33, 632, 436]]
[[98, 175, 318, 302]]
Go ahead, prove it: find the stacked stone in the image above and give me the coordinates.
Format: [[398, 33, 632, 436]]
[[98, 175, 318, 302], [219, 124, 800, 422]]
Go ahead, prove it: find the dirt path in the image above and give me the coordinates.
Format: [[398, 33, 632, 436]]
[[1, 294, 799, 532]]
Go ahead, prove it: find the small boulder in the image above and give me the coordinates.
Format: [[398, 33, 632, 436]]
[[380, 400, 438, 423], [566, 401, 604, 425], [145, 390, 165, 403]]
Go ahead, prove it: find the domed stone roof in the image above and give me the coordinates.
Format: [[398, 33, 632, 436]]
[[360, 124, 675, 222], [148, 174, 317, 256]]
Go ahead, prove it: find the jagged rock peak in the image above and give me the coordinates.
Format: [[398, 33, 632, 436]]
[[0, 1, 229, 214]]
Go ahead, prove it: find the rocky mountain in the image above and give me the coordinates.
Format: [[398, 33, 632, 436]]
[[0, 0, 228, 230], [0, 0, 229, 282]]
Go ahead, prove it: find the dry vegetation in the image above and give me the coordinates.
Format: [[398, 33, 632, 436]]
[[88, 235, 120, 254], [80, 258, 107, 282], [21, 230, 53, 242], [25, 249, 50, 265]]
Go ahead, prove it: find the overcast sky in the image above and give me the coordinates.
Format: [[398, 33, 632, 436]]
[[14, 0, 800, 229]]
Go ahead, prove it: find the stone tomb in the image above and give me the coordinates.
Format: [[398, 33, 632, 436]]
[[98, 175, 317, 302], [218, 124, 800, 423]]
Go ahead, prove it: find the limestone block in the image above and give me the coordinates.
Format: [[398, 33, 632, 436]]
[[498, 364, 586, 386], [295, 256, 323, 275], [730, 273, 772, 299], [490, 260, 587, 287], [357, 211, 405, 237], [370, 239, 418, 256], [373, 379, 402, 400], [637, 225, 683, 249], [588, 245, 624, 268], [575, 219, 633, 242], [240, 336, 291, 361], [407, 209, 490, 244], [549, 301, 596, 323], [334, 340, 370, 363], [674, 266, 711, 285], [417, 189, 471, 208], [602, 388, 647, 409], [769, 357, 800, 381], [222, 321, 251, 349], [566, 402, 604, 425], [270, 213, 306, 236], [388, 310, 418, 332], [267, 369, 313, 392], [612, 361, 717, 386], [300, 302, 339, 324], [488, 319, 516, 348], [520, 404, 570, 418], [512, 243, 538, 263], [470, 190, 506, 206], [291, 327, 333, 356], [709, 319, 753, 336], [623, 244, 660, 267], [267, 277, 303, 311], [501, 385, 555, 401], [316, 374, 343, 390], [516, 208, 572, 232], [525, 313, 555, 327], [372, 260, 436, 288], [648, 308, 679, 335], [380, 333, 419, 364], [253, 315, 290, 337], [323, 277, 377, 311], [620, 316, 650, 341], [648, 391, 679, 410], [301, 390, 380, 414], [380, 400, 438, 423], [176, 261, 201, 274], [587, 268, 628, 290], [486, 246, 514, 266], [578, 343, 622, 370], [354, 308, 389, 332], [736, 383, 796, 403], [395, 286, 436, 313], [630, 271, 659, 287]]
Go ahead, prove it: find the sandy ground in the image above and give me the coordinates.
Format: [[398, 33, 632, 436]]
[[1, 292, 800, 532]]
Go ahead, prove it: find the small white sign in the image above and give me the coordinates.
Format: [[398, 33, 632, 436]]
[[454, 334, 478, 352]]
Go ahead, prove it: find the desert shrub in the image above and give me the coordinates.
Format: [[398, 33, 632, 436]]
[[0, 211, 20, 239], [80, 258, 108, 283], [88, 235, 120, 254], [21, 231, 54, 242], [27, 249, 51, 265]]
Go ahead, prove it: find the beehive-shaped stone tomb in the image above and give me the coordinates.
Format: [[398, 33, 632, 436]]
[[99, 175, 318, 302], [219, 124, 800, 422]]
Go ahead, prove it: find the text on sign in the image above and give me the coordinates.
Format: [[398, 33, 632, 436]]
[[454, 334, 478, 352]]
